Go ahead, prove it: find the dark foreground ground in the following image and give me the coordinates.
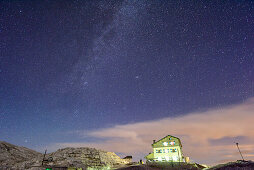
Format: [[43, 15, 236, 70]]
[[116, 163, 205, 170], [208, 160, 254, 170], [117, 165, 160, 170], [116, 160, 254, 170]]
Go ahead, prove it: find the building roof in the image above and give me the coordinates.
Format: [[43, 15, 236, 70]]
[[152, 135, 182, 147], [145, 152, 154, 160]]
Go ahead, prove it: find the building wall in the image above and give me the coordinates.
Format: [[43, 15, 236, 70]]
[[153, 146, 183, 162], [150, 135, 184, 162]]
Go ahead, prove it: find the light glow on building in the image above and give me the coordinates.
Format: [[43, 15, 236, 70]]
[[145, 135, 185, 162], [165, 156, 170, 161], [172, 156, 178, 162]]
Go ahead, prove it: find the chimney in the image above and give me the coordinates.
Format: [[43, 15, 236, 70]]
[[153, 140, 156, 144]]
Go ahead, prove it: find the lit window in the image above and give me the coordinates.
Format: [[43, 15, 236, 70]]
[[163, 142, 168, 146], [156, 149, 162, 153], [159, 149, 162, 153], [165, 156, 169, 161], [169, 141, 175, 145], [170, 148, 177, 152], [158, 157, 162, 161], [165, 149, 169, 153]]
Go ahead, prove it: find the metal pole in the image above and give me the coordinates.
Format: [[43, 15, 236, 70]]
[[177, 148, 180, 164], [236, 143, 244, 161], [42, 149, 47, 166]]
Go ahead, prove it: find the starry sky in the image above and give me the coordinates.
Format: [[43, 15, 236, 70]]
[[0, 0, 254, 165]]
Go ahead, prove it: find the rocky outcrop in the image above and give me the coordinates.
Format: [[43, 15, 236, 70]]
[[0, 141, 129, 169], [43, 147, 129, 169], [0, 141, 43, 169]]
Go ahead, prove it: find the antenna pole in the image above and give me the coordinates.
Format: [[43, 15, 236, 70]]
[[236, 143, 244, 161], [42, 149, 47, 166]]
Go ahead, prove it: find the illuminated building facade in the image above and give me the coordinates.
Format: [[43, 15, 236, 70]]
[[145, 135, 184, 162]]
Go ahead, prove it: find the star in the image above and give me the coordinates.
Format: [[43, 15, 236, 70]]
[[1, 1, 253, 165]]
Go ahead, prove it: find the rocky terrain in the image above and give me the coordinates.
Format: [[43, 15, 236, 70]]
[[1, 141, 253, 170], [207, 160, 254, 170], [44, 147, 130, 169], [0, 141, 130, 169], [0, 141, 43, 169]]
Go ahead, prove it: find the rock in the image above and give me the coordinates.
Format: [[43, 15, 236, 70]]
[[0, 141, 43, 169], [45, 147, 129, 169], [0, 141, 129, 169]]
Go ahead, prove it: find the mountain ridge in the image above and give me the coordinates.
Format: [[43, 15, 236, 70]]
[[0, 141, 130, 169]]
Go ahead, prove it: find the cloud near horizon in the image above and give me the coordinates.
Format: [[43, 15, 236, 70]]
[[50, 98, 254, 165]]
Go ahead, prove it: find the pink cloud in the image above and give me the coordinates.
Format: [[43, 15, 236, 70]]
[[53, 98, 254, 165]]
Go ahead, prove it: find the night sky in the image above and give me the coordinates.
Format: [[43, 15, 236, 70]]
[[0, 0, 254, 164]]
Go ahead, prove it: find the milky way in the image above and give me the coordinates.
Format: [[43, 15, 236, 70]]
[[0, 0, 254, 163]]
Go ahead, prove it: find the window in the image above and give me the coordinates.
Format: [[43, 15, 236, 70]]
[[163, 149, 165, 153], [169, 141, 175, 145], [156, 149, 162, 153], [170, 148, 177, 152]]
